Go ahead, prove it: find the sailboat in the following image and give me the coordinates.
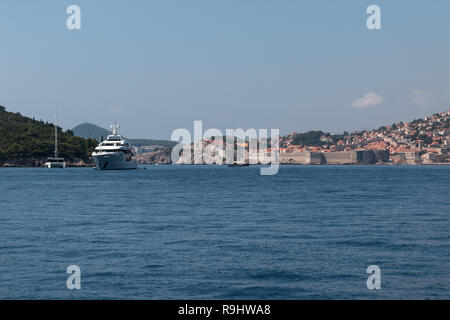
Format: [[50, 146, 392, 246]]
[[45, 111, 66, 168]]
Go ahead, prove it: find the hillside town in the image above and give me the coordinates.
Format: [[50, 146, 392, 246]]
[[279, 110, 450, 165], [164, 109, 450, 165]]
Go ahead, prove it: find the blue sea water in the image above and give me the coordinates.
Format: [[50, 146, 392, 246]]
[[0, 165, 449, 299]]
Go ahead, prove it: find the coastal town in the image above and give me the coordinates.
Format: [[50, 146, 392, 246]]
[[278, 109, 450, 165], [166, 110, 450, 165]]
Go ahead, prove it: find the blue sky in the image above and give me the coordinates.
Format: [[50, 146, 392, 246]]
[[1, 0, 449, 139]]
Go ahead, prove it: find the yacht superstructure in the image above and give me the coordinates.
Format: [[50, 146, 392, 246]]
[[92, 124, 138, 170]]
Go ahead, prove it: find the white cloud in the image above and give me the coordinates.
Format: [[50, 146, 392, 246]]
[[412, 90, 433, 108], [110, 107, 121, 114], [352, 92, 383, 109]]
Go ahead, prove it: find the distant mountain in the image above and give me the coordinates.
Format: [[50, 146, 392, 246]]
[[72, 122, 112, 141], [0, 106, 97, 166], [127, 139, 176, 149], [72, 122, 177, 149]]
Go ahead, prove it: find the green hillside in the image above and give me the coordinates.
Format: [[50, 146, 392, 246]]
[[72, 122, 176, 149], [291, 130, 326, 146], [0, 106, 97, 163]]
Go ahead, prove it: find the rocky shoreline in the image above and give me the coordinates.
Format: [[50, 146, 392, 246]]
[[0, 151, 172, 167], [0, 157, 93, 167], [2, 153, 449, 167], [134, 149, 172, 165]]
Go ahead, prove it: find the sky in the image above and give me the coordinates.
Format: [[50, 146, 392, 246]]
[[0, 0, 449, 139]]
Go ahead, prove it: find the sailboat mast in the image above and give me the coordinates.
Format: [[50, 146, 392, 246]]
[[54, 111, 58, 158]]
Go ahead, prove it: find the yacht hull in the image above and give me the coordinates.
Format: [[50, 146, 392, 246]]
[[92, 154, 138, 170], [45, 161, 66, 168]]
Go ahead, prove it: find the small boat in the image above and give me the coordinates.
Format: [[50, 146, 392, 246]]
[[45, 111, 66, 168], [227, 162, 250, 167], [45, 158, 66, 168]]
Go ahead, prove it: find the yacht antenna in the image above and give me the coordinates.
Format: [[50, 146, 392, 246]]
[[110, 124, 120, 135]]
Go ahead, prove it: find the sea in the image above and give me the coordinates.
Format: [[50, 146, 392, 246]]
[[0, 165, 449, 299]]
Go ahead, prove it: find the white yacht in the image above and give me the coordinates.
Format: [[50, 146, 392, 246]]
[[92, 124, 138, 170]]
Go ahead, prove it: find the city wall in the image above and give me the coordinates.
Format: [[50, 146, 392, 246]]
[[280, 150, 386, 165]]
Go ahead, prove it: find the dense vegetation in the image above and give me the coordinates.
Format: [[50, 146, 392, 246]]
[[0, 106, 97, 162], [292, 130, 326, 146]]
